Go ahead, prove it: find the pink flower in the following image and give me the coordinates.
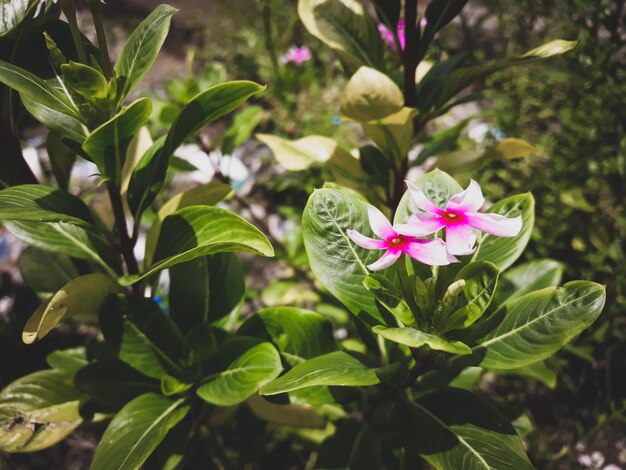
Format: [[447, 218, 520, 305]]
[[280, 45, 312, 65], [378, 21, 405, 51], [397, 180, 523, 256], [347, 207, 457, 271]]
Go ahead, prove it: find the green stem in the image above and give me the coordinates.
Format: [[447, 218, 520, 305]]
[[88, 0, 112, 78], [260, 0, 284, 100], [60, 0, 87, 63], [396, 255, 422, 325]]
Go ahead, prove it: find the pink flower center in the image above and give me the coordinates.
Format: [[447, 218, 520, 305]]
[[387, 235, 407, 249], [442, 211, 462, 223]]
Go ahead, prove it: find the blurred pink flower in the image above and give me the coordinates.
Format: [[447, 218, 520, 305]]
[[378, 18, 427, 51], [397, 180, 523, 256], [280, 45, 312, 65], [347, 207, 457, 271]]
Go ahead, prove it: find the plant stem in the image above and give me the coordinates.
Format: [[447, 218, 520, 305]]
[[87, 0, 112, 79], [403, 0, 419, 107], [105, 180, 140, 290], [260, 0, 283, 99], [60, 0, 87, 64], [396, 255, 421, 325]]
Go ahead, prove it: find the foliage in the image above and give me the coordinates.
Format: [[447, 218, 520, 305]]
[[0, 1, 609, 469]]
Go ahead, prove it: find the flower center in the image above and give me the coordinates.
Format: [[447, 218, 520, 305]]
[[442, 211, 462, 223], [388, 236, 406, 248]]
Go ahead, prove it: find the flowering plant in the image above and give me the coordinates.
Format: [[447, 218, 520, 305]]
[[0, 0, 607, 469]]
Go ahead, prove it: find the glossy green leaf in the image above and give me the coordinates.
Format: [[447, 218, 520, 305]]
[[302, 188, 392, 326], [0, 370, 82, 453], [397, 388, 534, 469], [496, 362, 557, 389], [91, 393, 189, 470], [114, 4, 178, 103], [247, 394, 325, 429], [494, 259, 564, 306], [143, 181, 233, 265], [127, 81, 262, 217], [238, 307, 337, 366], [47, 133, 77, 190], [363, 275, 415, 326], [0, 59, 82, 120], [197, 338, 283, 406], [161, 375, 192, 396], [169, 252, 244, 333], [0, 184, 94, 227], [340, 66, 404, 122], [61, 61, 109, 100], [46, 347, 88, 377], [23, 273, 118, 344], [2, 220, 120, 277], [22, 94, 88, 144], [82, 98, 152, 181], [260, 351, 380, 395], [0, 0, 35, 36], [441, 261, 499, 332], [298, 0, 384, 70], [394, 169, 463, 224], [18, 246, 78, 295], [121, 206, 273, 285], [469, 281, 606, 369], [373, 326, 471, 355], [472, 193, 534, 271]]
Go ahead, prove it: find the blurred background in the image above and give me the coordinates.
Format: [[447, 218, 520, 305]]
[[0, 0, 624, 468]]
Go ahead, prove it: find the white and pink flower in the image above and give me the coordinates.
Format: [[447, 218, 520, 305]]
[[347, 207, 456, 271], [397, 180, 523, 256], [280, 45, 312, 65]]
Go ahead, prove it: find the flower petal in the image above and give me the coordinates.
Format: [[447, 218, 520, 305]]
[[465, 212, 522, 237], [367, 250, 401, 271], [403, 238, 458, 266], [347, 230, 387, 250], [406, 181, 443, 215], [445, 224, 477, 256], [367, 206, 396, 239], [446, 179, 484, 213], [394, 213, 445, 237]]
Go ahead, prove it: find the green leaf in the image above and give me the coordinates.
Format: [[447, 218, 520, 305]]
[[340, 67, 404, 122], [298, 0, 384, 70], [238, 307, 337, 366], [363, 275, 415, 326], [0, 0, 35, 36], [0, 59, 82, 120], [143, 181, 233, 265], [47, 133, 77, 190], [23, 273, 118, 344], [260, 351, 380, 395], [437, 39, 577, 108], [75, 359, 159, 407], [258, 134, 341, 171], [468, 281, 606, 370], [2, 220, 120, 277], [496, 362, 557, 389], [0, 370, 83, 453], [0, 184, 94, 227], [90, 393, 189, 470], [18, 246, 78, 295], [373, 326, 471, 355], [114, 4, 178, 103], [394, 168, 463, 225], [22, 94, 89, 144], [302, 188, 393, 326], [397, 388, 534, 469], [127, 81, 263, 217], [220, 104, 263, 154], [160, 375, 192, 396], [121, 205, 273, 285], [246, 394, 325, 429], [196, 337, 283, 406], [494, 259, 564, 306], [82, 98, 152, 181], [169, 252, 244, 333], [440, 261, 499, 332], [46, 347, 88, 377], [61, 61, 109, 100], [472, 193, 534, 271], [316, 420, 383, 470]]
